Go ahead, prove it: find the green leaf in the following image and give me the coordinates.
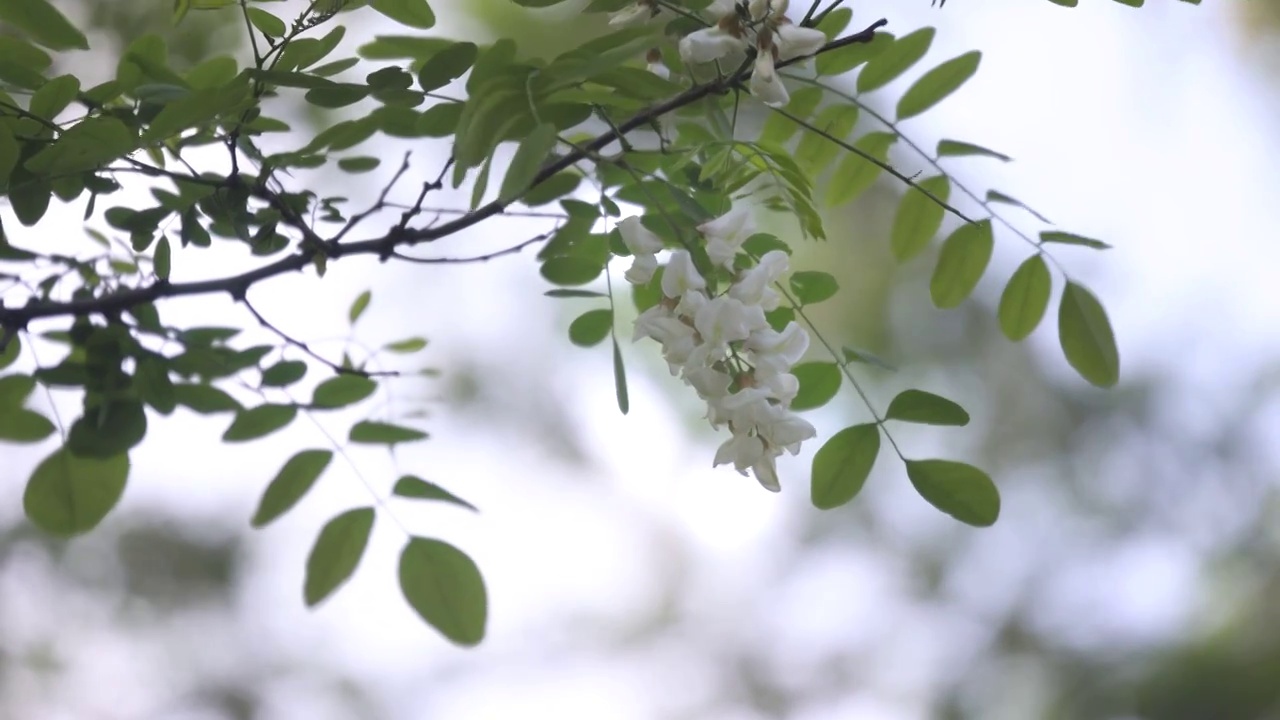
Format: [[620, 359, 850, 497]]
[[304, 84, 371, 108], [790, 362, 842, 411], [29, 74, 79, 120], [223, 403, 297, 441], [399, 537, 488, 646], [936, 139, 1011, 162], [348, 420, 428, 445], [25, 117, 136, 175], [0, 374, 34, 408], [540, 256, 602, 286], [545, 289, 605, 298], [251, 450, 334, 528], [67, 400, 148, 459], [393, 476, 477, 512], [905, 459, 1000, 527], [896, 51, 980, 120], [261, 360, 308, 387], [24, 449, 128, 537], [418, 41, 476, 92], [568, 309, 612, 348], [337, 156, 380, 173], [759, 87, 821, 145], [1058, 282, 1119, 387], [997, 255, 1051, 341], [499, 122, 558, 202], [890, 175, 950, 262], [371, 0, 436, 29], [612, 337, 629, 415], [810, 423, 880, 510], [930, 219, 993, 308], [348, 290, 371, 324], [154, 236, 171, 280], [1040, 230, 1111, 250], [825, 131, 897, 207], [304, 507, 375, 606], [795, 104, 859, 176], [987, 190, 1051, 224], [173, 383, 242, 413], [246, 7, 286, 37], [0, 335, 22, 370], [885, 389, 969, 426], [311, 375, 377, 408], [816, 31, 893, 77], [0, 0, 89, 51], [789, 271, 839, 306], [383, 337, 428, 353], [857, 28, 934, 94], [0, 409, 55, 442]]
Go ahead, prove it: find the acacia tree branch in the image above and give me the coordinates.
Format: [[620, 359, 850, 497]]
[[0, 19, 887, 335]]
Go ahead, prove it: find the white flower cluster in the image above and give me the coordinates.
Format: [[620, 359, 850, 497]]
[[620, 207, 816, 492], [610, 0, 828, 107]]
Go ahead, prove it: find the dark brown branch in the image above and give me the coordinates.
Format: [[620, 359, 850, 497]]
[[0, 19, 887, 333]]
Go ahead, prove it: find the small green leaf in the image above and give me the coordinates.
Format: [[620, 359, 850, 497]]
[[568, 309, 612, 348], [896, 51, 981, 120], [383, 337, 428, 353], [825, 131, 897, 207], [612, 336, 629, 415], [759, 87, 821, 145], [1058, 282, 1119, 387], [0, 374, 35, 408], [936, 139, 1012, 162], [545, 289, 605, 298], [841, 345, 896, 372], [337, 156, 380, 173], [348, 290, 371, 324], [500, 122, 558, 202], [930, 219, 993, 308], [154, 236, 171, 280], [1040, 230, 1112, 250], [885, 389, 969, 426], [0, 409, 55, 442], [29, 74, 80, 120], [393, 475, 477, 512], [0, 335, 21, 370], [251, 450, 334, 528], [261, 360, 308, 387], [987, 190, 1051, 224], [311, 375, 377, 408], [417, 41, 476, 92], [173, 383, 242, 413], [24, 449, 128, 537], [998, 255, 1051, 341], [246, 8, 286, 37], [540, 256, 603, 286], [810, 423, 880, 510], [0, 0, 89, 51], [905, 459, 1000, 527], [857, 28, 934, 94], [371, 0, 436, 29], [790, 362, 842, 411], [399, 537, 488, 646], [891, 175, 950, 262], [348, 420, 428, 445], [816, 31, 893, 77], [304, 507, 375, 606], [789, 271, 839, 306], [67, 400, 148, 459], [223, 403, 297, 441]]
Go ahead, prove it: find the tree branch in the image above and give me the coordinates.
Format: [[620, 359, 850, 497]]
[[0, 19, 887, 334]]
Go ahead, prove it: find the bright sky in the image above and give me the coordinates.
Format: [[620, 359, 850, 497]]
[[1, 1, 1271, 719]]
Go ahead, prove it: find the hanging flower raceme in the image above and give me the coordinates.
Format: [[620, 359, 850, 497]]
[[620, 206, 815, 492], [676, 0, 828, 107]]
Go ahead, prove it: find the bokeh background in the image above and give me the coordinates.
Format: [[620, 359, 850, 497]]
[[3, 0, 1279, 718]]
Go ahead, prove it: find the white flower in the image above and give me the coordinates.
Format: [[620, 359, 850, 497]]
[[685, 365, 732, 400], [746, 320, 809, 375], [713, 386, 774, 432], [674, 287, 708, 319], [625, 252, 658, 285], [609, 0, 655, 26], [619, 216, 663, 255], [694, 295, 768, 350], [729, 249, 788, 310], [662, 249, 706, 299], [714, 433, 767, 474], [679, 24, 747, 65], [774, 22, 827, 61], [699, 204, 756, 269], [759, 371, 799, 404], [752, 454, 782, 492], [748, 49, 789, 107], [757, 404, 816, 453]]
